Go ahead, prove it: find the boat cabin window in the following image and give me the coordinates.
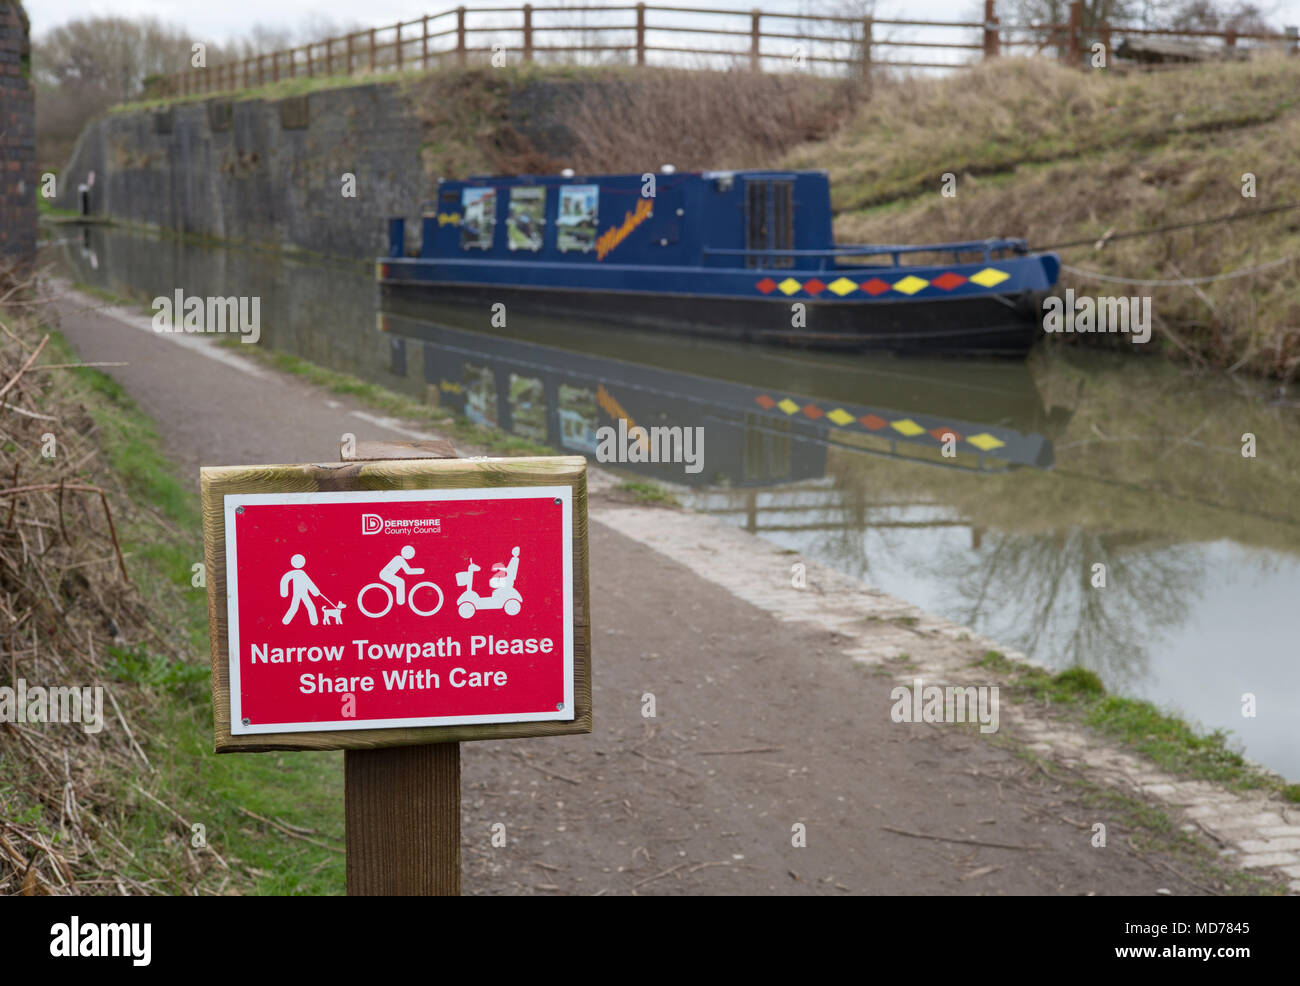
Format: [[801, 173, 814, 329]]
[[557, 184, 599, 254], [745, 179, 794, 269], [460, 187, 497, 251], [507, 186, 546, 252]]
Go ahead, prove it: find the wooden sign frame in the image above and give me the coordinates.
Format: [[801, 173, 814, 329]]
[[201, 454, 591, 754]]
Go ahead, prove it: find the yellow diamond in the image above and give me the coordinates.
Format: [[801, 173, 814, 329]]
[[777, 398, 800, 415], [970, 267, 1010, 288], [891, 418, 925, 436], [827, 408, 854, 426], [828, 277, 858, 297], [891, 276, 927, 295], [967, 432, 1006, 451], [777, 277, 802, 296]]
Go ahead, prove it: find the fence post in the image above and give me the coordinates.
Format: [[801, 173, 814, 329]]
[[1288, 26, 1299, 55], [860, 16, 872, 83], [1099, 19, 1111, 62], [457, 7, 467, 67], [370, 28, 377, 71], [634, 2, 644, 65], [258, 54, 264, 86], [982, 0, 1000, 59], [273, 51, 279, 83], [1066, 0, 1083, 66], [396, 23, 403, 72], [423, 17, 430, 69], [347, 33, 354, 75], [306, 44, 313, 77], [523, 5, 534, 63], [1225, 28, 1236, 49], [750, 9, 761, 72]]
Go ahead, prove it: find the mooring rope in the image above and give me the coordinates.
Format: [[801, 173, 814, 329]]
[[1031, 200, 1300, 252]]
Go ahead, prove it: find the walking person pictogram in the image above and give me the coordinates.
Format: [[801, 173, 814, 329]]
[[281, 553, 324, 625]]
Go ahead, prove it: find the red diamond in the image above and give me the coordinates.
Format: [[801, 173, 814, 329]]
[[860, 414, 887, 430], [756, 278, 778, 294], [802, 404, 824, 420], [860, 278, 891, 296], [755, 394, 776, 409], [802, 278, 827, 296], [931, 272, 967, 291], [929, 426, 962, 441]]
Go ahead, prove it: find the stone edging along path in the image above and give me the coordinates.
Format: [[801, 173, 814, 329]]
[[591, 501, 1300, 895]]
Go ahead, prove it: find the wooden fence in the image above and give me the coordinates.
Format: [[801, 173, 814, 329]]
[[156, 0, 1299, 98]]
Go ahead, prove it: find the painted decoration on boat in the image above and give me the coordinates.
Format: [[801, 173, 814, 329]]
[[596, 197, 654, 261]]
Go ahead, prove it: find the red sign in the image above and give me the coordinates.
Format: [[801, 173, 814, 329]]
[[223, 487, 574, 734]]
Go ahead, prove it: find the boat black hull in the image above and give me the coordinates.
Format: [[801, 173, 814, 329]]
[[379, 281, 1045, 357]]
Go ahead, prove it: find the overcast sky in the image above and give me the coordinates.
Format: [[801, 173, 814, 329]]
[[25, 0, 1300, 45]]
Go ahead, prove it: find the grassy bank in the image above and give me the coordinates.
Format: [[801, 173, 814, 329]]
[[797, 56, 1300, 379], [71, 352, 347, 895], [0, 310, 345, 894], [977, 651, 1300, 803]]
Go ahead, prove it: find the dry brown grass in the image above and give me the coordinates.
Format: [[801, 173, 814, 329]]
[[0, 283, 222, 895], [810, 56, 1300, 378], [792, 55, 1300, 212], [409, 64, 856, 179]]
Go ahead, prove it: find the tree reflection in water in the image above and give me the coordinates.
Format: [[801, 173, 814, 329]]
[[926, 529, 1204, 690]]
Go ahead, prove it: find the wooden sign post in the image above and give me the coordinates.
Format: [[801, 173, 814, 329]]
[[201, 440, 592, 895]]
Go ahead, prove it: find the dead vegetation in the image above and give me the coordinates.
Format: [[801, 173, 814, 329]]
[[409, 64, 857, 179], [804, 56, 1300, 380], [0, 278, 218, 895]]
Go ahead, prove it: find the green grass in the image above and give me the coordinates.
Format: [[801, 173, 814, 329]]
[[37, 197, 81, 219], [45, 331, 347, 894], [975, 650, 1298, 800], [112, 69, 431, 114], [615, 480, 679, 506]]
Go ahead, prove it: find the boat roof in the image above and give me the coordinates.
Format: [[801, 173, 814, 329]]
[[452, 169, 830, 185]]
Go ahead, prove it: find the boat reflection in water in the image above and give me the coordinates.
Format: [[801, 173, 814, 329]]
[[376, 302, 1062, 490]]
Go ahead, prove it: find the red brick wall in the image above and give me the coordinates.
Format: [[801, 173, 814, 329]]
[[0, 0, 35, 275]]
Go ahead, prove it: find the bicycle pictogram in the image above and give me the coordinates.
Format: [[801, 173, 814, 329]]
[[357, 545, 444, 618]]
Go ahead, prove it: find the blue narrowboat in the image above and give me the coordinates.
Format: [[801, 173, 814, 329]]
[[377, 169, 1059, 356]]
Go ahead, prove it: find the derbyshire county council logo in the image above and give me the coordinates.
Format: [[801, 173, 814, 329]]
[[362, 513, 441, 535]]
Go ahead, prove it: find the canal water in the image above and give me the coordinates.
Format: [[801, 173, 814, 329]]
[[47, 224, 1300, 780]]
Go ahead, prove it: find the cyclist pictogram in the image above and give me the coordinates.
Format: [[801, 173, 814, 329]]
[[357, 545, 444, 618]]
